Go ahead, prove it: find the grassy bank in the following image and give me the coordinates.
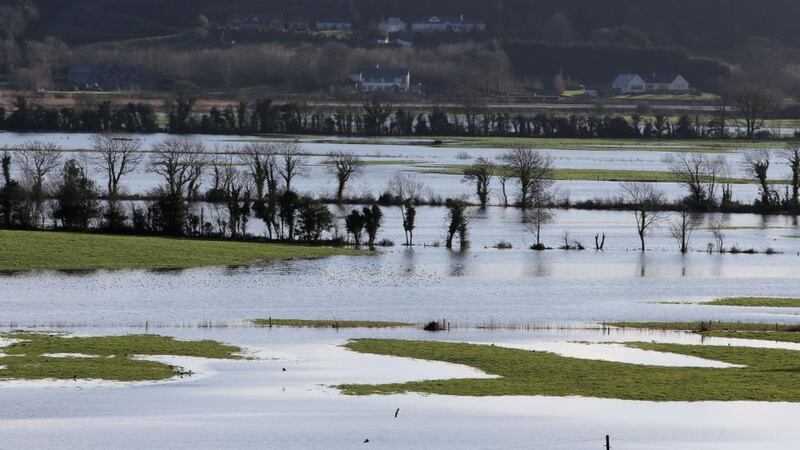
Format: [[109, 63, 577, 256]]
[[339, 339, 800, 401], [423, 166, 772, 184], [0, 332, 242, 382], [704, 297, 800, 308], [251, 318, 413, 328], [609, 321, 800, 344], [0, 230, 361, 271]]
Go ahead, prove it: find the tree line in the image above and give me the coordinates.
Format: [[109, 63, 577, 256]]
[[0, 87, 789, 140]]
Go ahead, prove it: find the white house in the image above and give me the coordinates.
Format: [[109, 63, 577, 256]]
[[355, 67, 411, 92], [612, 73, 691, 94], [411, 15, 486, 33], [379, 17, 408, 34]]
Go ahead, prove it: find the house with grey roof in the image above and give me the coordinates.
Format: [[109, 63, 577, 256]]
[[612, 73, 690, 94]]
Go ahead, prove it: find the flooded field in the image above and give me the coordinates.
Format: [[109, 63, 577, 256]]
[[2, 131, 800, 449]]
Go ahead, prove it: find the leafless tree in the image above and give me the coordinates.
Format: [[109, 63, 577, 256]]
[[277, 143, 307, 192], [16, 141, 62, 226], [743, 150, 776, 207], [462, 157, 495, 208], [622, 182, 666, 252], [709, 216, 726, 253], [669, 209, 700, 254], [781, 141, 800, 209], [91, 134, 143, 198], [665, 153, 724, 208], [324, 151, 364, 202], [238, 143, 279, 201], [731, 85, 779, 139], [501, 146, 554, 208], [497, 172, 511, 207], [525, 190, 554, 250], [149, 137, 206, 198], [387, 173, 427, 202]]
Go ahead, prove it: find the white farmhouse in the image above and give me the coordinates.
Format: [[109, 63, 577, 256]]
[[612, 73, 691, 94], [355, 67, 411, 92]]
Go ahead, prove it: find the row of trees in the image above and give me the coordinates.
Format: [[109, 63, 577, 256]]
[[0, 93, 788, 140]]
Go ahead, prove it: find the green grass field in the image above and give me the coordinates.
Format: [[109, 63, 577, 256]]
[[339, 339, 800, 401], [0, 332, 242, 382], [422, 166, 768, 184], [704, 297, 800, 308], [251, 318, 413, 328], [0, 230, 360, 271]]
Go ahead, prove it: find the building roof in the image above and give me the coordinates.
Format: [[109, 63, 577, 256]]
[[359, 67, 410, 82], [612, 73, 643, 85]]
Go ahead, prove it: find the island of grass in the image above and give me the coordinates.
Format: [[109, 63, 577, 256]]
[[339, 338, 800, 401], [609, 321, 800, 344], [704, 297, 800, 308], [422, 166, 781, 185], [251, 318, 413, 329], [0, 230, 362, 271], [0, 332, 243, 382]]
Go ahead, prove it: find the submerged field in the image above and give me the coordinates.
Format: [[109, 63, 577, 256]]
[[340, 338, 800, 401], [0, 332, 242, 382], [0, 230, 360, 271]]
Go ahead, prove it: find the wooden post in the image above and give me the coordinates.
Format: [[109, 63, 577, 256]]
[[605, 435, 611, 450]]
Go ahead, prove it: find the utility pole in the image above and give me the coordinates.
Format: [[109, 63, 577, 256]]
[[605, 435, 611, 450]]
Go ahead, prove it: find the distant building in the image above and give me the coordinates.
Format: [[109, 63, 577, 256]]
[[316, 16, 352, 31], [286, 15, 311, 32], [379, 17, 408, 34], [410, 15, 486, 33], [226, 14, 284, 31], [612, 73, 690, 94], [67, 64, 145, 91], [354, 67, 411, 92]]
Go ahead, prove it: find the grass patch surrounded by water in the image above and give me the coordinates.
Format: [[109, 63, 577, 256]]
[[251, 319, 413, 328], [339, 338, 800, 401], [422, 166, 764, 184], [704, 297, 800, 308], [0, 230, 360, 271], [0, 332, 242, 382], [610, 321, 800, 344]]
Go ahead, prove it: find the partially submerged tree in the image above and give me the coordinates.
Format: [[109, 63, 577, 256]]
[[525, 190, 553, 250], [709, 216, 726, 253], [345, 209, 366, 246], [622, 182, 666, 252], [238, 143, 280, 238], [362, 204, 383, 250], [462, 157, 495, 208], [444, 198, 471, 250], [278, 143, 307, 192], [666, 153, 725, 209], [91, 134, 143, 231], [669, 209, 700, 254], [325, 151, 364, 202], [743, 150, 776, 208], [501, 147, 554, 208], [781, 141, 800, 210], [730, 84, 779, 139], [401, 198, 416, 246]]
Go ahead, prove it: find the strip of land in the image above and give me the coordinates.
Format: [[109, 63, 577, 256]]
[[704, 297, 800, 308], [0, 332, 242, 382], [339, 338, 800, 401], [423, 166, 780, 184], [251, 319, 413, 328], [609, 321, 800, 343], [0, 230, 361, 271]]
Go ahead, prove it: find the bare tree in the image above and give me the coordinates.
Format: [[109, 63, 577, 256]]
[[525, 190, 553, 250], [622, 182, 666, 252], [16, 141, 62, 226], [781, 141, 800, 209], [669, 209, 700, 254], [238, 143, 278, 201], [709, 216, 726, 253], [497, 172, 511, 207], [277, 143, 307, 192], [462, 157, 495, 208], [324, 151, 364, 202], [731, 85, 779, 139], [665, 153, 724, 208], [501, 147, 554, 208], [743, 150, 776, 207], [91, 134, 143, 198], [149, 137, 206, 198], [387, 173, 427, 202]]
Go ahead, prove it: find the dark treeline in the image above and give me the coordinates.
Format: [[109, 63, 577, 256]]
[[0, 90, 789, 140]]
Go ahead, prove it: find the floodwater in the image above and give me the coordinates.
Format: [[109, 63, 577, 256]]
[[3, 131, 800, 449]]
